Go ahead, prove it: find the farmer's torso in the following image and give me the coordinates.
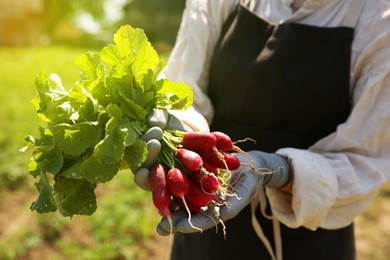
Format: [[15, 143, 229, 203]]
[[171, 1, 357, 259]]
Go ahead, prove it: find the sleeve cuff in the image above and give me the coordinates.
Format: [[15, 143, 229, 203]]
[[266, 148, 338, 230]]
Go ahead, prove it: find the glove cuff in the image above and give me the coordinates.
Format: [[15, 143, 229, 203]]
[[263, 154, 291, 190]]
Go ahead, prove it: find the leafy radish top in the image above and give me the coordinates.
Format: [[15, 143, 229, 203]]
[[24, 25, 194, 217]]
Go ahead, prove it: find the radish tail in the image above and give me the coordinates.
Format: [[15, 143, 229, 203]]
[[181, 196, 203, 233]]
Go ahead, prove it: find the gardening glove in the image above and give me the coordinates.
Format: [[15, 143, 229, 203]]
[[133, 108, 209, 190], [156, 151, 291, 235]]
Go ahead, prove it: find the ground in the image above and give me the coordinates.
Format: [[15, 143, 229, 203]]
[[1, 184, 389, 259]]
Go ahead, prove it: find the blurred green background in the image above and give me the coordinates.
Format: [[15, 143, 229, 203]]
[[0, 0, 389, 259]]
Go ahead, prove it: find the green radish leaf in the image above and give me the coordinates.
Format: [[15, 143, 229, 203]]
[[93, 127, 127, 165], [57, 157, 85, 180], [156, 79, 193, 110], [30, 129, 63, 176], [75, 51, 101, 80], [80, 155, 121, 183], [106, 103, 123, 119], [53, 178, 97, 217], [119, 120, 144, 146], [121, 96, 148, 121], [30, 172, 57, 213], [124, 138, 148, 172], [52, 122, 102, 157], [35, 72, 72, 123], [113, 25, 160, 83], [27, 24, 195, 217], [100, 44, 121, 68]]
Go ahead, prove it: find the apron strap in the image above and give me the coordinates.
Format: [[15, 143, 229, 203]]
[[342, 0, 366, 28]]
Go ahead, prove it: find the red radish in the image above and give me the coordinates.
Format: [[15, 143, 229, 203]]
[[193, 170, 220, 193], [167, 167, 202, 232], [186, 182, 217, 208], [211, 131, 252, 155], [212, 131, 234, 151], [150, 163, 172, 233], [176, 148, 203, 172], [182, 132, 217, 151], [174, 195, 201, 214], [167, 168, 190, 197], [202, 161, 219, 173], [222, 153, 241, 170], [198, 149, 240, 170]]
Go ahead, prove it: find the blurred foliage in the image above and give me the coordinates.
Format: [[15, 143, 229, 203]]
[[43, 0, 105, 34], [119, 0, 186, 46], [42, 0, 185, 47], [42, 0, 106, 46], [1, 0, 185, 47]]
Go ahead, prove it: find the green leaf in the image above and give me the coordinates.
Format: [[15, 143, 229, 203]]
[[34, 72, 51, 112], [44, 148, 64, 175], [31, 145, 64, 176], [53, 178, 97, 217], [120, 97, 148, 121], [57, 157, 85, 179], [156, 79, 194, 110], [94, 124, 127, 164], [52, 122, 102, 156], [30, 172, 57, 213], [124, 138, 148, 171], [106, 103, 123, 119], [101, 44, 122, 68], [141, 62, 165, 92], [113, 25, 160, 83], [80, 155, 121, 183], [68, 85, 99, 122], [35, 73, 72, 123], [76, 51, 101, 80], [119, 120, 145, 146]]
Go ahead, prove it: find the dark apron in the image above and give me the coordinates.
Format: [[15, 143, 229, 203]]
[[171, 2, 357, 260]]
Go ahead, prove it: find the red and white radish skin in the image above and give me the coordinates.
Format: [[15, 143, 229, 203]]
[[185, 182, 217, 208], [167, 168, 190, 197], [150, 163, 172, 232], [182, 132, 217, 151], [193, 170, 220, 193], [198, 149, 240, 170], [167, 167, 202, 232], [176, 148, 203, 172], [211, 131, 234, 151]]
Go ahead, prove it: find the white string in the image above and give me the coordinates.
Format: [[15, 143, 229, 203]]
[[251, 196, 277, 260]]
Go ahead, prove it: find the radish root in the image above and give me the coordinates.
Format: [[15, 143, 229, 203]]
[[181, 197, 203, 233]]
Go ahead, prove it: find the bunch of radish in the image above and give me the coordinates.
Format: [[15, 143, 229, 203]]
[[142, 130, 245, 234]]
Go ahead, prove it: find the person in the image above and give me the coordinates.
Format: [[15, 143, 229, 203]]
[[139, 0, 390, 259]]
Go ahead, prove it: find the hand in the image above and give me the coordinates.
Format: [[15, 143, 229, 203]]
[[133, 108, 206, 190], [156, 151, 290, 235]]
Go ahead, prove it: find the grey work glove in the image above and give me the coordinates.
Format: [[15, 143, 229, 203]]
[[133, 108, 193, 191], [156, 151, 291, 235]]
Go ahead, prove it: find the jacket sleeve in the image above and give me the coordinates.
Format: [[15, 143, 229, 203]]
[[268, 4, 390, 230]]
